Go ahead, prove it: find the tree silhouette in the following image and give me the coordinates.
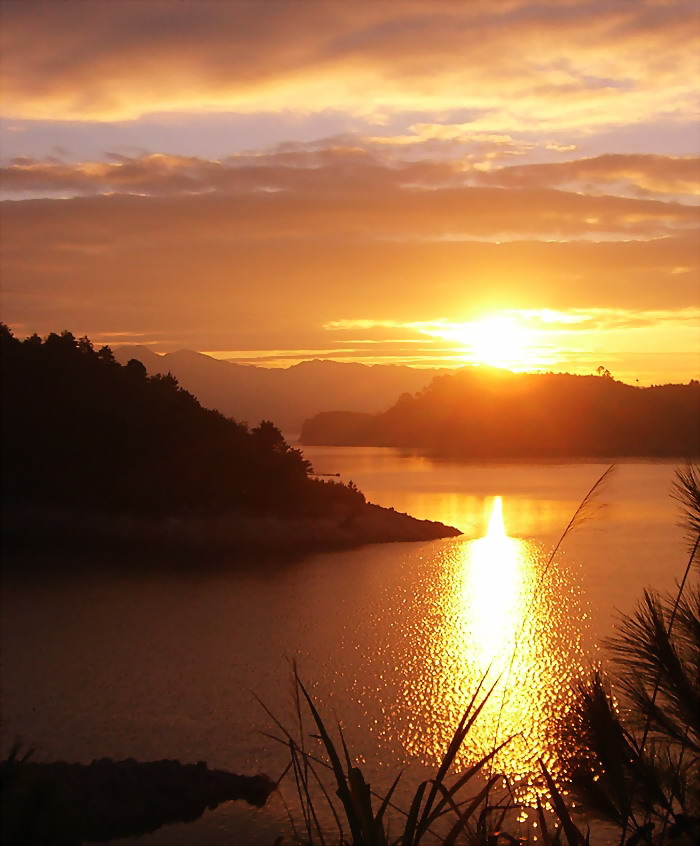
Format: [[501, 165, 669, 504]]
[[0, 325, 362, 518]]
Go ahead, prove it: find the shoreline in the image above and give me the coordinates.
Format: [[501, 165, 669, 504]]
[[2, 755, 274, 846], [2, 502, 461, 562]]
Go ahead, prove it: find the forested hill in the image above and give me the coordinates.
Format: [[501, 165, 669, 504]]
[[300, 368, 700, 458], [0, 326, 363, 517]]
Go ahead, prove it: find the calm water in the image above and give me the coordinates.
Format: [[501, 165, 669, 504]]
[[1, 452, 690, 844]]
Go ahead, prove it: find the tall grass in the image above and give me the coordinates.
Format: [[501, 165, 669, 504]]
[[261, 667, 520, 845], [559, 590, 699, 845], [559, 464, 700, 845], [487, 466, 615, 785]]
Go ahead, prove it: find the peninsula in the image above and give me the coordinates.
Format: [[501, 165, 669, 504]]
[[0, 326, 459, 557]]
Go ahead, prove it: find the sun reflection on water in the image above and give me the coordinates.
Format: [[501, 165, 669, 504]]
[[466, 496, 521, 669], [392, 496, 587, 803]]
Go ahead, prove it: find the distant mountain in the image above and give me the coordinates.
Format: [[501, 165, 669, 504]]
[[300, 368, 700, 458], [113, 346, 444, 433]]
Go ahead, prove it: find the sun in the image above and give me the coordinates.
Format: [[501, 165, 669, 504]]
[[420, 311, 554, 371], [469, 315, 530, 369]]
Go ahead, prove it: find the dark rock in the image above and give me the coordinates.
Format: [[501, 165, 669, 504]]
[[1, 756, 275, 845]]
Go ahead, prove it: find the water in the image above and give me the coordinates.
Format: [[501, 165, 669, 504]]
[[1, 452, 689, 843]]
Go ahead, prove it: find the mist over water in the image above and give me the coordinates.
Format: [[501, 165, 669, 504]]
[[1, 454, 687, 844]]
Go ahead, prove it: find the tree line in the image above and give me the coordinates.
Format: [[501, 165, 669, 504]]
[[301, 367, 700, 458], [0, 326, 364, 517]]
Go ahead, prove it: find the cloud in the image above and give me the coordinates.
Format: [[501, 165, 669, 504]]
[[320, 308, 700, 380], [2, 0, 698, 137], [2, 148, 697, 243], [3, 170, 697, 382], [475, 154, 700, 200], [336, 307, 700, 331], [2, 1, 697, 384], [2, 185, 697, 337], [2, 144, 463, 197]]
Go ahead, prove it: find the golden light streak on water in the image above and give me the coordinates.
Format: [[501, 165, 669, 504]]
[[466, 496, 521, 669], [392, 496, 587, 803]]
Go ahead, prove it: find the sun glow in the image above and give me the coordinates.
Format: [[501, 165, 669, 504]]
[[470, 316, 534, 369], [421, 312, 552, 371]]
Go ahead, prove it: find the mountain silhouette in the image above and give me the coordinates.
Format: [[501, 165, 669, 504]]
[[113, 346, 444, 433]]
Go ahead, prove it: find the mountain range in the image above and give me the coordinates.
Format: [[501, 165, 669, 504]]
[[113, 346, 444, 434]]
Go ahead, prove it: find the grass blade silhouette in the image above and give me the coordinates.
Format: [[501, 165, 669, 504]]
[[540, 760, 588, 846], [487, 466, 615, 792]]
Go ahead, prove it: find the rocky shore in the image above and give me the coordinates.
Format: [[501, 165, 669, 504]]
[[1, 755, 275, 845], [3, 502, 461, 558]]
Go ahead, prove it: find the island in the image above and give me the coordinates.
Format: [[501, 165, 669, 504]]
[[300, 367, 700, 459]]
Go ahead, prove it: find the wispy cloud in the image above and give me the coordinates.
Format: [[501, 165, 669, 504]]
[[2, 148, 697, 243], [475, 154, 700, 201], [2, 0, 698, 136], [326, 307, 700, 335], [322, 308, 700, 380]]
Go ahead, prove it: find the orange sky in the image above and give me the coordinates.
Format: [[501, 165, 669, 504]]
[[1, 0, 698, 384]]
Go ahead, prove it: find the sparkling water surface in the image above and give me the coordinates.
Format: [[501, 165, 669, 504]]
[[1, 453, 688, 843]]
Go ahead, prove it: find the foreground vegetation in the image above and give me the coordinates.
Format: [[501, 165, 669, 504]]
[[556, 467, 699, 845]]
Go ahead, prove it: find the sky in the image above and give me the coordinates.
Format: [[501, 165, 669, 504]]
[[1, 0, 699, 384]]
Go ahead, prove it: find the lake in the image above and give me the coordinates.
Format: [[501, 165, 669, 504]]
[[1, 450, 691, 844]]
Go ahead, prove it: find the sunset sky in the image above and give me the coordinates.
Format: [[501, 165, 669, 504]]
[[1, 0, 698, 384]]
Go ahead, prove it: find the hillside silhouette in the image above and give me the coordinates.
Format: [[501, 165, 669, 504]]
[[114, 345, 444, 433], [300, 367, 700, 458], [1, 326, 458, 550], [1, 326, 351, 515]]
